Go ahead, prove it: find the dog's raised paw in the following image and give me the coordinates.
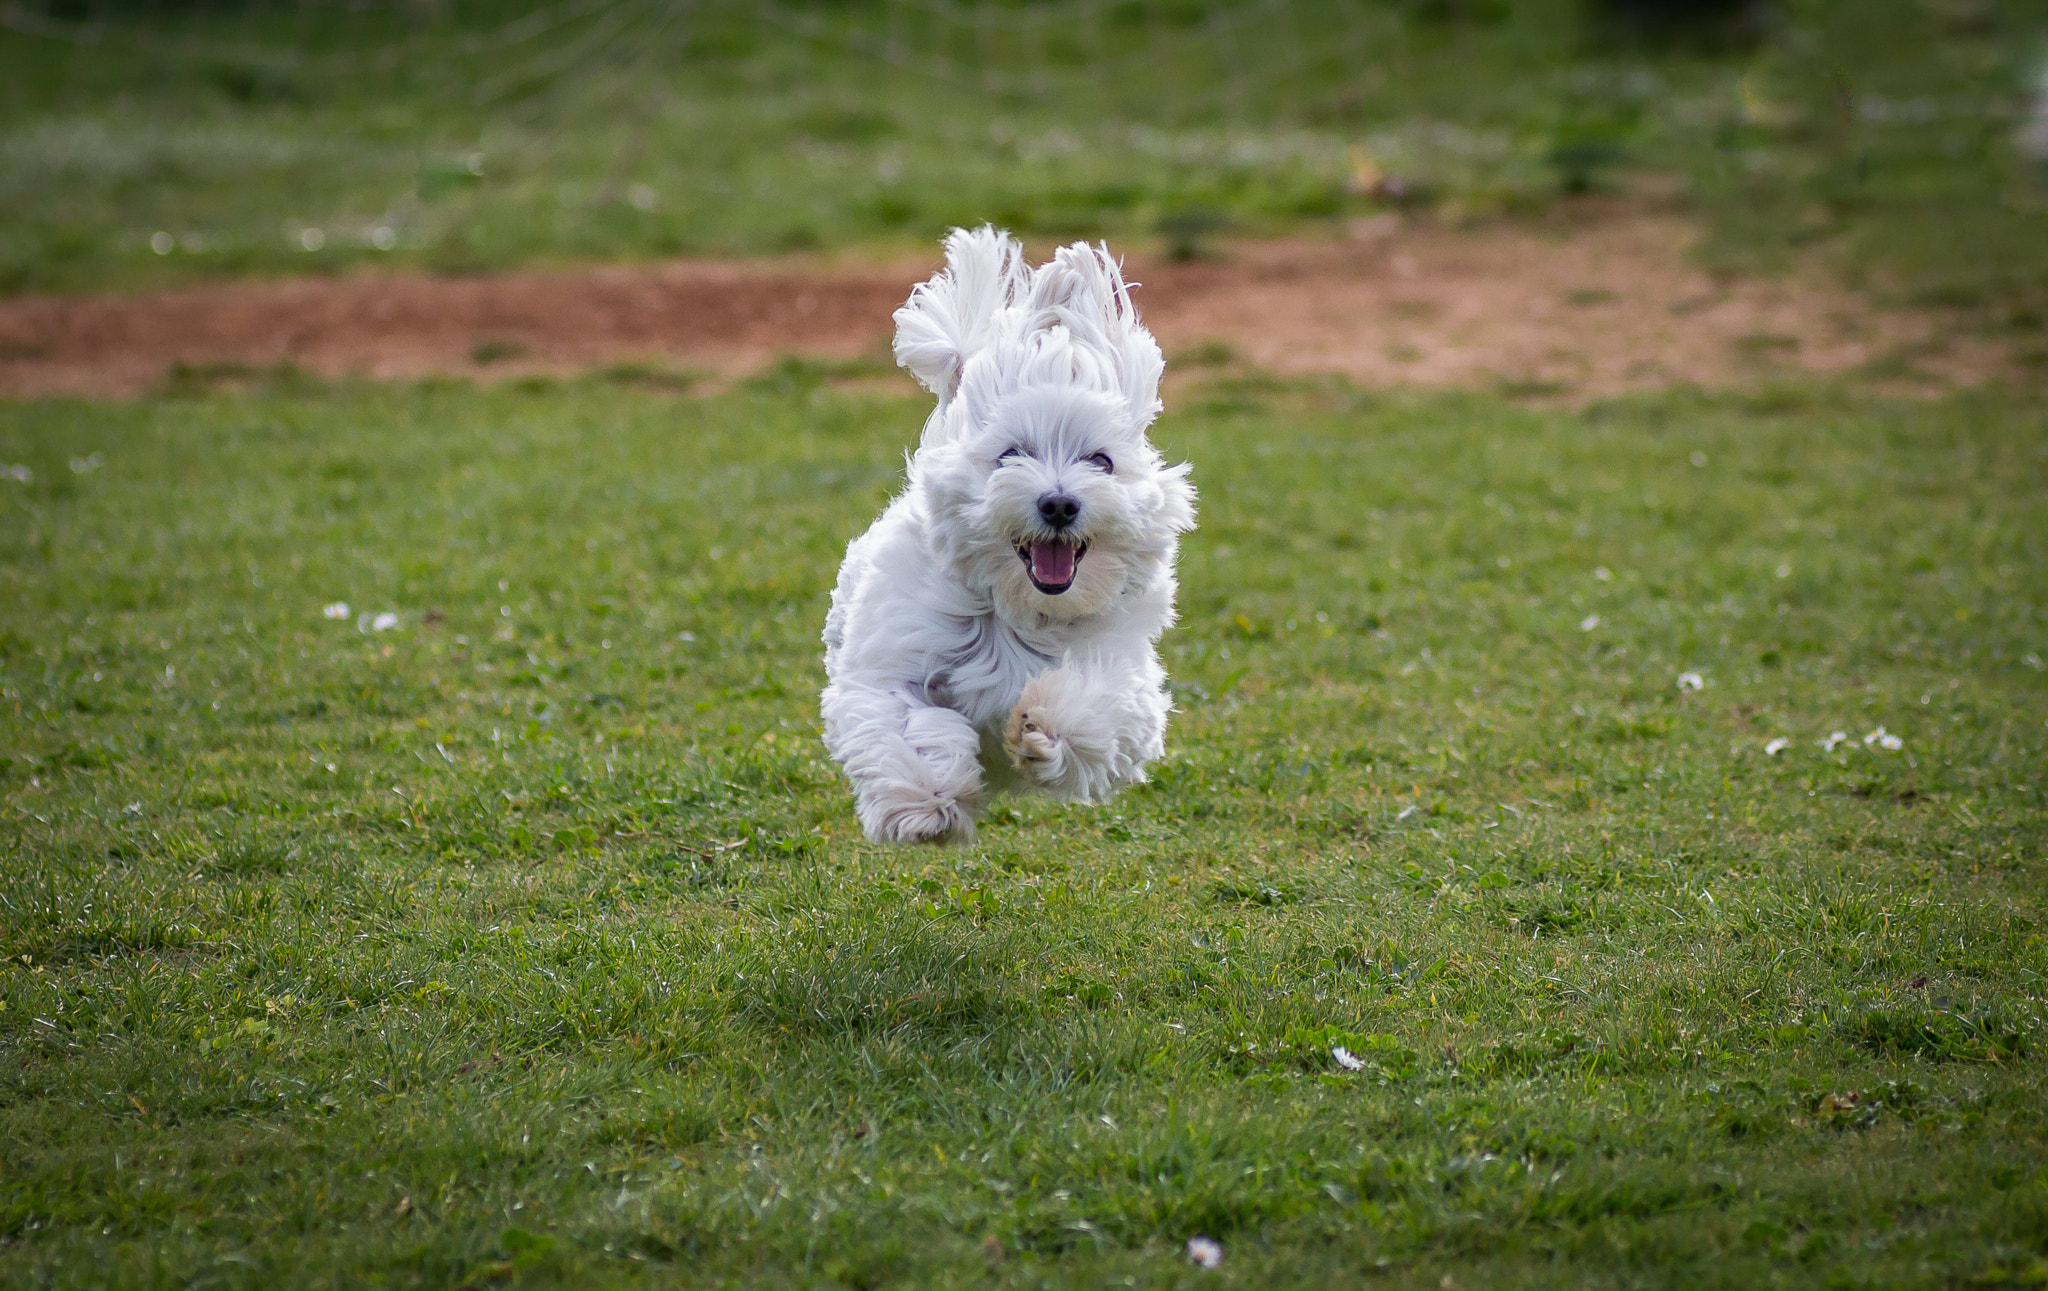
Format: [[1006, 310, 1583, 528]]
[[1004, 704, 1067, 781]]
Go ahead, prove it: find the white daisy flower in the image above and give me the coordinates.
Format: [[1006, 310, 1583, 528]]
[[1764, 738, 1789, 756], [371, 612, 399, 632], [1332, 1045, 1366, 1071], [1821, 731, 1847, 752], [1185, 1237, 1223, 1269], [1677, 671, 1704, 692], [323, 602, 350, 620], [1579, 614, 1601, 632], [1879, 732, 1902, 751]]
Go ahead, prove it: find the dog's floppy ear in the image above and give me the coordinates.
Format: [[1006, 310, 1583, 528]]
[[893, 226, 1027, 409], [1024, 242, 1165, 436]]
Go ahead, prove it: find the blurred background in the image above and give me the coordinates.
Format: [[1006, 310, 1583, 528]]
[[1, 0, 2045, 330]]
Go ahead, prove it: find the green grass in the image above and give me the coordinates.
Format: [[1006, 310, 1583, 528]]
[[2, 371, 2045, 1287], [1690, 0, 2048, 317], [0, 0, 1600, 291], [4, 0, 2045, 322]]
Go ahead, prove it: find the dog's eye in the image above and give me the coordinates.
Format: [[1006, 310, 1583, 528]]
[[1084, 451, 1114, 474], [997, 447, 1025, 462]]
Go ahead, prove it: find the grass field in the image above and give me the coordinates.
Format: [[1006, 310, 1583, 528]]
[[5, 0, 2047, 323], [2, 369, 2045, 1287], [0, 0, 1616, 289]]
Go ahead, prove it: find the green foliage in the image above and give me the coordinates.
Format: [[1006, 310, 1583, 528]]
[[1683, 0, 2048, 318], [0, 374, 2045, 1286], [5, 0, 2042, 317], [1848, 1002, 2034, 1064]]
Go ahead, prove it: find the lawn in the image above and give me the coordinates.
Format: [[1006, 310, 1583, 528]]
[[5, 0, 2046, 325], [2, 369, 2044, 1287]]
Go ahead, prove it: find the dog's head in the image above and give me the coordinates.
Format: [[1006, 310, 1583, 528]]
[[895, 228, 1195, 623]]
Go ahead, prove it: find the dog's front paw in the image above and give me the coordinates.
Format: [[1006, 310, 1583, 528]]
[[1003, 703, 1068, 785], [866, 784, 977, 845]]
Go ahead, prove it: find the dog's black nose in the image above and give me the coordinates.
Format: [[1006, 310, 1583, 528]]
[[1037, 492, 1081, 530]]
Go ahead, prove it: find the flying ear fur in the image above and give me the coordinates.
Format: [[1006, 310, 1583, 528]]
[[897, 230, 1166, 447], [1023, 242, 1164, 433], [892, 226, 1027, 408]]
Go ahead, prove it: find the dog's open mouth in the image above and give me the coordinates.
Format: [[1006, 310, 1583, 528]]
[[1019, 540, 1086, 595]]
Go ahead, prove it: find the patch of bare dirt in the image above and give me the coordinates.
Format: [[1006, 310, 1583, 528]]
[[0, 205, 2021, 400]]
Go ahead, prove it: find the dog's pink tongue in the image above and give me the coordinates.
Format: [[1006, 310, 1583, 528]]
[[1029, 541, 1077, 586]]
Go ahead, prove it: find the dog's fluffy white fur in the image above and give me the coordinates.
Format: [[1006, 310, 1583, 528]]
[[821, 226, 1196, 844]]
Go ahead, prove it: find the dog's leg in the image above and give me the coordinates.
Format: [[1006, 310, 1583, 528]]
[[823, 683, 983, 844], [1002, 663, 1167, 803]]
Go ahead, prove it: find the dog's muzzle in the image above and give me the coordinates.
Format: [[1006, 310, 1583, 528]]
[[1020, 539, 1085, 594]]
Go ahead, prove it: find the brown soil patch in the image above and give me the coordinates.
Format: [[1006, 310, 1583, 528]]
[[0, 205, 2019, 400]]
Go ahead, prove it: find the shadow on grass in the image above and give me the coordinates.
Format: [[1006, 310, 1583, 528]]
[[731, 913, 1027, 1040]]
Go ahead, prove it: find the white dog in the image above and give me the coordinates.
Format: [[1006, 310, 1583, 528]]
[[821, 227, 1197, 844]]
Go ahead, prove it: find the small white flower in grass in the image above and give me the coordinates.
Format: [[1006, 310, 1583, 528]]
[[323, 602, 350, 620], [1776, 564, 1792, 579], [1677, 671, 1704, 692], [69, 453, 103, 474], [1863, 726, 1902, 750], [1332, 1045, 1366, 1071], [1594, 567, 1612, 582], [1, 464, 30, 484], [1579, 614, 1601, 631], [1821, 731, 1848, 752], [1764, 738, 1790, 756], [1186, 1237, 1223, 1269], [371, 612, 399, 632]]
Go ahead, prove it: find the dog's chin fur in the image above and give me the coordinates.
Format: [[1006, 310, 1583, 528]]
[[991, 544, 1127, 622], [821, 226, 1197, 844]]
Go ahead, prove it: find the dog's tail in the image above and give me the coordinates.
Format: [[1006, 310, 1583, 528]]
[[893, 226, 1027, 413]]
